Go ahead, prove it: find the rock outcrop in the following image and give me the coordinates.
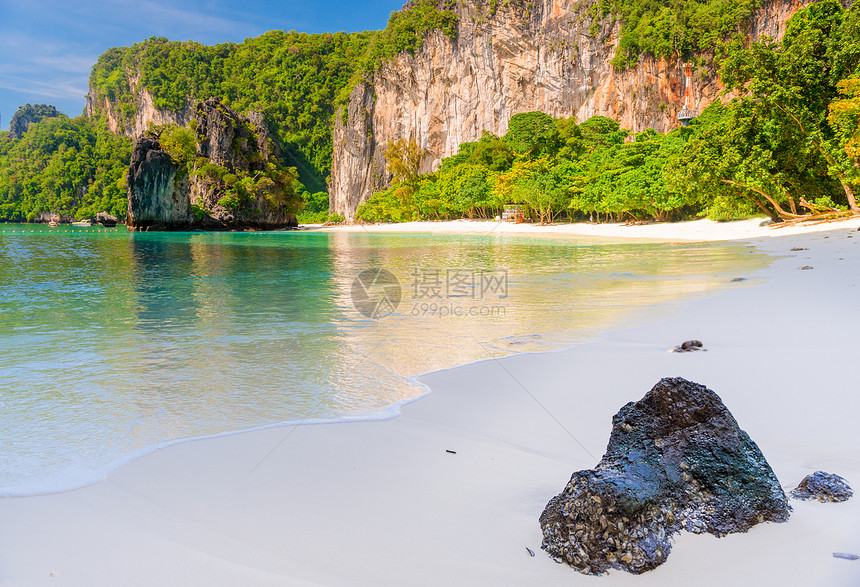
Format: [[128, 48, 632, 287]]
[[34, 211, 73, 224], [540, 377, 790, 575], [95, 212, 118, 227], [330, 0, 813, 218], [126, 138, 191, 230], [9, 104, 63, 139], [791, 471, 853, 502], [126, 99, 298, 231]]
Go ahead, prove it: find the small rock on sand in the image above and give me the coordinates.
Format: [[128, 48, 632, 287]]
[[833, 553, 859, 560], [674, 340, 704, 352], [791, 471, 853, 502]]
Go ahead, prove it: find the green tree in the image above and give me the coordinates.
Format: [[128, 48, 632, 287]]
[[828, 77, 860, 195], [0, 115, 131, 221], [576, 130, 689, 221], [667, 101, 798, 222], [720, 0, 860, 215], [436, 163, 497, 218], [438, 131, 514, 172], [578, 116, 629, 150], [503, 112, 563, 160], [605, 0, 764, 69], [156, 124, 197, 165], [496, 158, 569, 224], [384, 138, 424, 185]]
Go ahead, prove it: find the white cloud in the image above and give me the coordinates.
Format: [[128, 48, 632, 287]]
[[29, 55, 99, 74], [0, 75, 87, 101], [0, 34, 97, 79]]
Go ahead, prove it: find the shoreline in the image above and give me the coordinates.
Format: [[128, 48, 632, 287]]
[[1, 218, 858, 585], [310, 216, 859, 242], [0, 382, 433, 499]]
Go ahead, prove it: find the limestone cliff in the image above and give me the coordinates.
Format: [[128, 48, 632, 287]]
[[126, 138, 192, 229], [330, 0, 812, 218], [86, 78, 194, 138], [126, 99, 298, 231]]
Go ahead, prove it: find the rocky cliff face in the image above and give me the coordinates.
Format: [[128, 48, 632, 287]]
[[330, 0, 812, 218], [126, 138, 191, 229], [86, 79, 195, 138], [126, 99, 297, 231]]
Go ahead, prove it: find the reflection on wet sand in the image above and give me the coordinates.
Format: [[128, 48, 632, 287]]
[[326, 232, 768, 380]]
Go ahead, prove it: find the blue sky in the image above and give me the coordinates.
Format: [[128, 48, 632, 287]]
[[0, 0, 405, 127]]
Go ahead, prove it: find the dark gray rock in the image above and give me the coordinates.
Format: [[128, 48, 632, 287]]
[[126, 137, 192, 231], [95, 212, 118, 227], [674, 340, 704, 352], [790, 471, 853, 503], [540, 377, 790, 575]]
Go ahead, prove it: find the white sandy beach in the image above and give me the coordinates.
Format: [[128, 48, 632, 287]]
[[314, 216, 852, 241], [1, 217, 859, 586]]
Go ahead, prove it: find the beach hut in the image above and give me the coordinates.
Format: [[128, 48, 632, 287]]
[[502, 205, 524, 223]]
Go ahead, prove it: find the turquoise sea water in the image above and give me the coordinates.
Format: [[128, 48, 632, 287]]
[[0, 224, 769, 495]]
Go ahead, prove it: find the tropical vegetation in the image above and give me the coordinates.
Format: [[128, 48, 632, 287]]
[[0, 114, 131, 221], [1, 0, 858, 225]]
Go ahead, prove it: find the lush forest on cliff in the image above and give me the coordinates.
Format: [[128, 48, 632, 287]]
[[604, 0, 765, 67], [358, 0, 860, 224], [90, 31, 371, 194], [1, 0, 858, 224]]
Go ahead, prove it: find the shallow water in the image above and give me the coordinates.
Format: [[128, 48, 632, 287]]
[[0, 224, 770, 494]]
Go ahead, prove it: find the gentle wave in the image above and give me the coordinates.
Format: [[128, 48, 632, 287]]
[[0, 376, 432, 497]]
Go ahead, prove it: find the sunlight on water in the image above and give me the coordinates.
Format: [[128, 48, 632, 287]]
[[0, 225, 770, 494]]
